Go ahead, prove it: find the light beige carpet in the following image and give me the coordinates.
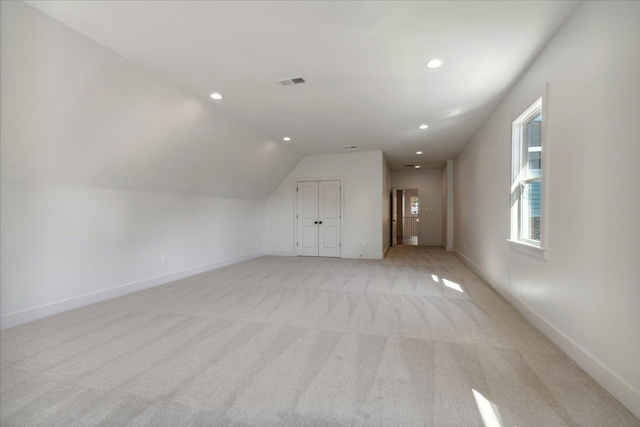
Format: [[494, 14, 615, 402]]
[[1, 246, 638, 426]]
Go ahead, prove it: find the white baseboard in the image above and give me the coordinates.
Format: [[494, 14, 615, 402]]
[[266, 250, 386, 260], [0, 251, 265, 330], [454, 249, 640, 420], [383, 244, 390, 257], [440, 242, 454, 252], [342, 251, 384, 260], [263, 250, 296, 257]]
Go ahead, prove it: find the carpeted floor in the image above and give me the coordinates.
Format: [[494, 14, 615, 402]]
[[1, 246, 638, 426]]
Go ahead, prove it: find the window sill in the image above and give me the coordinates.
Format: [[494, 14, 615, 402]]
[[507, 239, 546, 260]]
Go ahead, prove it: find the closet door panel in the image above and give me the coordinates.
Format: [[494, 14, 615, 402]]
[[318, 180, 341, 257], [296, 181, 319, 256]]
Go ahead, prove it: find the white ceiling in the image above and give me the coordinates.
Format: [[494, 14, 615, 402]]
[[26, 0, 579, 171]]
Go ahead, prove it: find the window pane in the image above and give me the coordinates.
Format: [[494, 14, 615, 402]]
[[410, 196, 419, 215], [512, 98, 543, 246], [520, 180, 541, 242], [525, 114, 542, 178]]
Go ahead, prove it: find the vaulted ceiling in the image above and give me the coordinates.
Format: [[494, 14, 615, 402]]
[[26, 0, 579, 171]]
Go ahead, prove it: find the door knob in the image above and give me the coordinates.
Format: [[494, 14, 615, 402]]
[[314, 221, 318, 224], [319, 221, 323, 224]]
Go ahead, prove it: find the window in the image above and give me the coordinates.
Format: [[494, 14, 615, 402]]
[[511, 98, 543, 248], [410, 196, 419, 215]]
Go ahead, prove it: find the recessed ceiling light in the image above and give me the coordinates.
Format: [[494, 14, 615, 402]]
[[416, 151, 423, 155], [210, 93, 222, 100], [283, 137, 291, 141], [426, 59, 443, 69], [415, 165, 421, 169], [419, 124, 429, 130]]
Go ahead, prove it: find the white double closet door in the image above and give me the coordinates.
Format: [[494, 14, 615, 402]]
[[296, 180, 341, 257]]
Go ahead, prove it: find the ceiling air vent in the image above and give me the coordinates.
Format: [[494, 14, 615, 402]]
[[344, 146, 358, 149], [404, 164, 416, 168], [277, 77, 306, 86]]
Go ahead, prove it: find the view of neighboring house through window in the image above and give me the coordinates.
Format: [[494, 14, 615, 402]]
[[512, 98, 542, 245], [410, 196, 419, 215]]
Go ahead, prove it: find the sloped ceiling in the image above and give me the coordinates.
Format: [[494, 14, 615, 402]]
[[24, 0, 579, 170], [1, 1, 302, 200]]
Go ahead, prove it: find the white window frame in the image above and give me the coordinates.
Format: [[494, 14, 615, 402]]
[[410, 196, 419, 215], [509, 95, 547, 259]]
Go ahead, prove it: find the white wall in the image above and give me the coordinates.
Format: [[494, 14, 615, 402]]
[[391, 170, 443, 246], [0, 1, 301, 199], [265, 151, 384, 259], [453, 1, 639, 418], [1, 181, 264, 329], [0, 2, 301, 328]]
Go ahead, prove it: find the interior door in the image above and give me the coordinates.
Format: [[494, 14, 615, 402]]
[[296, 181, 319, 256], [391, 188, 398, 246], [296, 180, 341, 257], [318, 180, 341, 257]]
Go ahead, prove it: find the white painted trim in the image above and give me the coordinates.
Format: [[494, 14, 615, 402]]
[[454, 248, 640, 420], [383, 244, 390, 257], [511, 92, 547, 249], [342, 251, 384, 260], [264, 250, 296, 257], [0, 251, 265, 330], [507, 239, 546, 260]]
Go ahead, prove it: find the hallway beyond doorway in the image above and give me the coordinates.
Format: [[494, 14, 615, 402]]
[[398, 236, 418, 245]]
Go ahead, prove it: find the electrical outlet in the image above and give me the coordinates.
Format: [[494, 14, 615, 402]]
[[161, 256, 165, 264], [255, 241, 260, 247], [464, 244, 467, 251], [362, 241, 366, 247]]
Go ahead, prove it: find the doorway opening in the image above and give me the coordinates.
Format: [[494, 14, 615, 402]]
[[391, 188, 419, 246]]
